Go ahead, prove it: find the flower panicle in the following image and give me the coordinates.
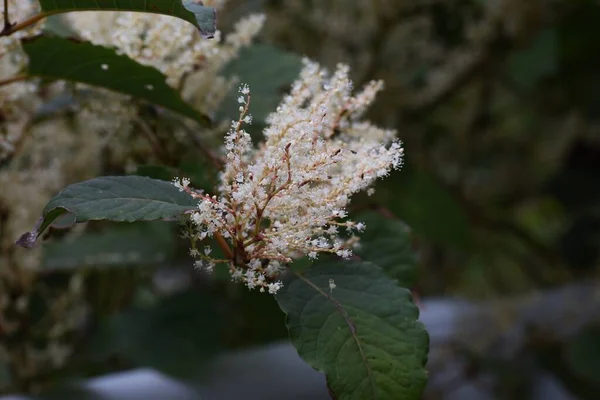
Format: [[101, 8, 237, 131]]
[[176, 62, 403, 294]]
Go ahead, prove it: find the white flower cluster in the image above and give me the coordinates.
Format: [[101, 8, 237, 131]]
[[176, 60, 403, 294]]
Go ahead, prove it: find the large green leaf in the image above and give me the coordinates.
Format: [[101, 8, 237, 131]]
[[565, 326, 600, 383], [16, 176, 196, 248], [508, 28, 557, 90], [37, 0, 216, 39], [21, 36, 209, 123], [275, 260, 429, 400], [354, 211, 418, 286]]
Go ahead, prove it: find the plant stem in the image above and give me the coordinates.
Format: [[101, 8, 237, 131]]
[[214, 232, 233, 259], [0, 13, 45, 37], [0, 74, 28, 87], [2, 0, 10, 32]]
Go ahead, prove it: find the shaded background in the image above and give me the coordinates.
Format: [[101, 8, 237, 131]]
[[2, 0, 600, 399]]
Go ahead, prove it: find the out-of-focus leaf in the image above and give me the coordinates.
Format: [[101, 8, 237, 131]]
[[42, 222, 177, 270], [275, 260, 429, 400], [21, 36, 210, 124], [89, 289, 221, 378], [354, 211, 418, 286], [178, 157, 215, 192], [374, 167, 472, 249], [565, 325, 600, 383], [508, 28, 557, 90], [219, 44, 303, 124], [16, 176, 196, 248], [0, 361, 11, 389], [37, 0, 216, 39], [136, 165, 178, 182], [222, 287, 287, 349]]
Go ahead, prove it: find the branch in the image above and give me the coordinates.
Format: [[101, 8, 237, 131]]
[[0, 73, 28, 88], [0, 13, 44, 37], [2, 0, 12, 34]]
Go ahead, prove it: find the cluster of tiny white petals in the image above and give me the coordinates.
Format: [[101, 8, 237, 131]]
[[179, 61, 403, 294]]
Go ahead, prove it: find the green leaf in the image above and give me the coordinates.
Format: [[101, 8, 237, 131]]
[[37, 0, 216, 39], [508, 28, 557, 90], [219, 44, 303, 123], [42, 222, 177, 270], [16, 176, 196, 248], [565, 325, 600, 383], [0, 360, 11, 390], [89, 289, 221, 378], [221, 287, 288, 349], [275, 260, 429, 400], [136, 164, 178, 181], [374, 167, 472, 249], [354, 211, 418, 286], [21, 36, 209, 124]]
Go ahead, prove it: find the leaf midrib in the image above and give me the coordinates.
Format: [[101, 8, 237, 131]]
[[294, 272, 377, 399]]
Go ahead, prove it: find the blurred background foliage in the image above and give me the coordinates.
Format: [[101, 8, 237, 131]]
[[223, 0, 600, 296], [220, 0, 600, 397], [2, 0, 600, 399]]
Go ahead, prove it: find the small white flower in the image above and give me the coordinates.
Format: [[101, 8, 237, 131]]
[[239, 84, 250, 95], [268, 281, 283, 294], [329, 278, 336, 293], [172, 177, 190, 191], [336, 249, 352, 259]]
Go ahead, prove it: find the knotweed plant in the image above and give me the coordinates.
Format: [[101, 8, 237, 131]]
[[174, 61, 403, 293], [4, 2, 428, 399]]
